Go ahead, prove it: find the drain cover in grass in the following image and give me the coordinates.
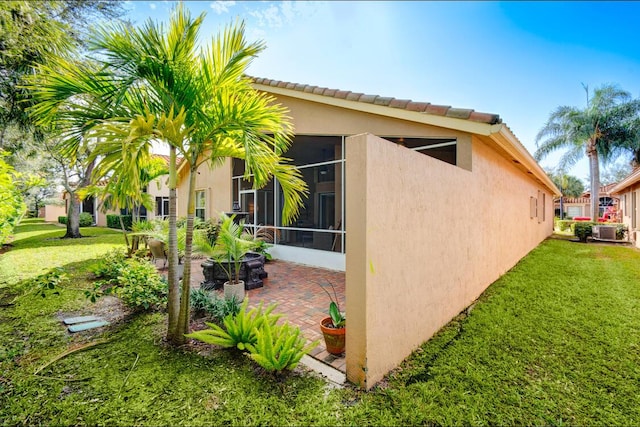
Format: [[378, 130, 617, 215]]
[[63, 315, 101, 325], [68, 320, 109, 333]]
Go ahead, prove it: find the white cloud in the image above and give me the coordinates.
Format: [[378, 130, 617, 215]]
[[210, 1, 236, 15], [249, 1, 306, 29], [149, 2, 157, 10]]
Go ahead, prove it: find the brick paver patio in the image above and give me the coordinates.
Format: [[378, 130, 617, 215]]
[[187, 258, 346, 372]]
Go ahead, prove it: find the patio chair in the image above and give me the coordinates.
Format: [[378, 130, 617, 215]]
[[148, 238, 168, 269]]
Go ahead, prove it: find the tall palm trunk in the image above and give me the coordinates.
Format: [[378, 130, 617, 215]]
[[166, 146, 180, 343], [176, 163, 197, 340], [587, 137, 600, 221]]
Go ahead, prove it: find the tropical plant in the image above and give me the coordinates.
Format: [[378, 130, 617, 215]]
[[319, 281, 345, 328], [242, 226, 273, 260], [190, 288, 241, 320], [548, 170, 585, 198], [85, 155, 169, 253], [247, 321, 318, 372], [535, 84, 640, 221], [190, 288, 215, 318], [194, 213, 258, 285], [185, 299, 280, 351], [26, 5, 307, 346]]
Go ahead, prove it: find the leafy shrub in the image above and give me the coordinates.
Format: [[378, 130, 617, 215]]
[[0, 157, 25, 246], [197, 218, 220, 244], [190, 288, 215, 317], [115, 258, 167, 310], [211, 294, 241, 319], [33, 268, 69, 298], [190, 289, 241, 320], [186, 299, 279, 350], [88, 250, 166, 310], [574, 221, 595, 242], [615, 223, 628, 240], [107, 214, 133, 230], [555, 220, 574, 232], [79, 212, 93, 227], [92, 249, 128, 283], [58, 216, 67, 225], [247, 321, 318, 372]]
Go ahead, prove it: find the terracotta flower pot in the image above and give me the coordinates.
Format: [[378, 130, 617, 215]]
[[320, 316, 346, 355]]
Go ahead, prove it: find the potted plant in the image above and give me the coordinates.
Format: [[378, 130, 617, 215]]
[[195, 213, 257, 301], [319, 281, 346, 355]]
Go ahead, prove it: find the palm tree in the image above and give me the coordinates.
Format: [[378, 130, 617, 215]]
[[27, 5, 307, 345], [535, 84, 640, 221], [85, 153, 168, 253]]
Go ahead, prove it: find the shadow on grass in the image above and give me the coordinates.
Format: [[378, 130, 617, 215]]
[[10, 228, 125, 251]]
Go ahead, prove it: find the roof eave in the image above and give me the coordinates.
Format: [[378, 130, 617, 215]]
[[611, 169, 640, 194], [253, 82, 502, 136], [254, 82, 559, 196], [490, 125, 561, 197]]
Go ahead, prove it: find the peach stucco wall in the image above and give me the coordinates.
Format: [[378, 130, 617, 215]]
[[345, 133, 554, 389], [44, 204, 66, 223], [617, 185, 640, 248], [177, 159, 232, 219]]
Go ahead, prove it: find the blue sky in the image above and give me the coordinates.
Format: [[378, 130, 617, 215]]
[[123, 1, 640, 184]]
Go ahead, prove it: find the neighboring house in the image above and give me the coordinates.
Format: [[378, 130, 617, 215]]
[[42, 197, 66, 222], [175, 77, 560, 389], [46, 155, 172, 226], [554, 183, 620, 220], [611, 167, 640, 247]]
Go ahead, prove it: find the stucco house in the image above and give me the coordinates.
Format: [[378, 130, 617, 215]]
[[176, 77, 560, 388], [554, 183, 620, 221], [611, 167, 640, 247], [45, 154, 172, 226]]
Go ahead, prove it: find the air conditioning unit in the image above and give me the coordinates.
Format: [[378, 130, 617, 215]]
[[599, 226, 616, 240]]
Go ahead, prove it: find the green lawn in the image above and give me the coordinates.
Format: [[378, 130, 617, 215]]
[[1, 220, 640, 425]]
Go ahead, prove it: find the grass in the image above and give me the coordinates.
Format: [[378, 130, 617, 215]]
[[1, 219, 640, 425]]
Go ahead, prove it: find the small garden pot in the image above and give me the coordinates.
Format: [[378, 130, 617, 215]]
[[224, 280, 245, 301], [320, 316, 346, 355]]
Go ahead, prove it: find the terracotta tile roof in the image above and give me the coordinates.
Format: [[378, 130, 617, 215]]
[[560, 197, 591, 204], [152, 153, 184, 166], [581, 182, 618, 198], [249, 76, 502, 125]]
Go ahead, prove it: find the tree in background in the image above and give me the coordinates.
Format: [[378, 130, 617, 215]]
[[548, 170, 585, 198], [0, 1, 125, 150], [600, 159, 633, 186], [535, 84, 640, 221], [0, 154, 25, 245]]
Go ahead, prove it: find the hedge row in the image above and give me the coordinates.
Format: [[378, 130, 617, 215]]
[[107, 214, 133, 230], [57, 212, 94, 227]]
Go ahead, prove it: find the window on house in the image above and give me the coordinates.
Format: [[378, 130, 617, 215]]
[[567, 206, 582, 218], [542, 193, 546, 222], [386, 137, 457, 166], [231, 135, 346, 253], [195, 190, 206, 221], [156, 197, 169, 219], [530, 196, 537, 219]]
